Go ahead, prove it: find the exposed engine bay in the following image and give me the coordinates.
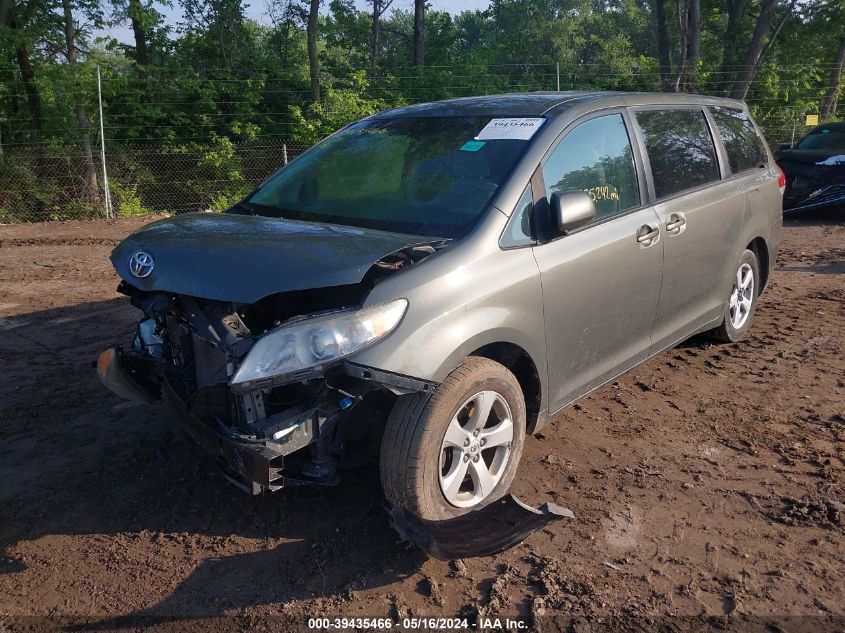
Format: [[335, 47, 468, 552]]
[[98, 241, 444, 495]]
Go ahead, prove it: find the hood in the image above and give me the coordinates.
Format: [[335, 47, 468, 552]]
[[111, 213, 427, 303]]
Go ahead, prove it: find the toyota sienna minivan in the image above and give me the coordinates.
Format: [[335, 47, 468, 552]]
[[98, 92, 783, 520]]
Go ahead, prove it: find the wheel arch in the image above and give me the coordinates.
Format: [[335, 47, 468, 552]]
[[747, 236, 770, 291], [470, 342, 543, 434], [430, 334, 546, 435]]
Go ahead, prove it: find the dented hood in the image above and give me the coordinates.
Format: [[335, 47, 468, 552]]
[[111, 213, 426, 303]]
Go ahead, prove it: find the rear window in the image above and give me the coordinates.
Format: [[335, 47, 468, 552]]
[[710, 106, 767, 173], [635, 109, 720, 199], [797, 125, 845, 150]]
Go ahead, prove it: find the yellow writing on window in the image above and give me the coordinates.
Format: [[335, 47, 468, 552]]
[[584, 185, 619, 202]]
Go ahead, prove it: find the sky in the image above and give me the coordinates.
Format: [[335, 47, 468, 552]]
[[102, 0, 492, 45]]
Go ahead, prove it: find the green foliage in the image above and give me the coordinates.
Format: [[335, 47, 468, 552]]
[[0, 157, 38, 223], [0, 152, 100, 222], [1, 0, 843, 221], [191, 134, 251, 210], [289, 71, 391, 144], [109, 178, 151, 217]]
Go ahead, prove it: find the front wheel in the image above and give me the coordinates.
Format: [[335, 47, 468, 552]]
[[709, 249, 760, 343], [380, 357, 526, 521]]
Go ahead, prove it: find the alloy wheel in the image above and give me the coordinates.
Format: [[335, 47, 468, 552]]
[[438, 390, 514, 508], [729, 262, 754, 329]]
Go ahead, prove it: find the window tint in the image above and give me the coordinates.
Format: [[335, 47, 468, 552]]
[[796, 125, 845, 150], [711, 106, 767, 173], [542, 114, 640, 220], [636, 109, 720, 198], [502, 184, 534, 246]]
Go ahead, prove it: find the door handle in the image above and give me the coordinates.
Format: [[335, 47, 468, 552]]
[[665, 212, 687, 234], [636, 223, 660, 247]]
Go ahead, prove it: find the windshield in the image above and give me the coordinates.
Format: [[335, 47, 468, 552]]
[[797, 126, 845, 150], [245, 116, 537, 238]]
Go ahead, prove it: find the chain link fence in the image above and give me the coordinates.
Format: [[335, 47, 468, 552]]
[[0, 140, 310, 223], [0, 122, 814, 224], [762, 123, 814, 148]]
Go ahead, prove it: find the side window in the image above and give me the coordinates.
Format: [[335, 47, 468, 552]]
[[710, 106, 767, 173], [502, 183, 534, 247], [542, 114, 640, 221], [635, 109, 720, 199]]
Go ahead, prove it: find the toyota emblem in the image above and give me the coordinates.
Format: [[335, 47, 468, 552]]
[[129, 251, 155, 278]]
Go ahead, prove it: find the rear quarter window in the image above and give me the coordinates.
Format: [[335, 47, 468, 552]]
[[710, 106, 767, 173], [635, 109, 720, 199]]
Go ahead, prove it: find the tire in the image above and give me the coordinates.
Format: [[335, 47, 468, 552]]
[[709, 249, 760, 343], [380, 356, 527, 521]]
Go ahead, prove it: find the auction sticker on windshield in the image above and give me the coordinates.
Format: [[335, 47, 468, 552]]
[[475, 117, 545, 140]]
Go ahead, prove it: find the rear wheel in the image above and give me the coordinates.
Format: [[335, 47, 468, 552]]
[[709, 249, 760, 343], [380, 357, 526, 520]]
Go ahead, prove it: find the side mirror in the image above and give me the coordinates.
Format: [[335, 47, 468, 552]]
[[550, 191, 596, 234], [779, 143, 793, 150]]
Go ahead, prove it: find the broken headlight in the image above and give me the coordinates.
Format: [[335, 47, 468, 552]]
[[230, 298, 408, 389]]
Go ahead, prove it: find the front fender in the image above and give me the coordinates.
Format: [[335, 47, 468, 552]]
[[350, 233, 548, 416]]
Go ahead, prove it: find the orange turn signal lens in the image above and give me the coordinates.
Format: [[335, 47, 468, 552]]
[[97, 348, 115, 376]]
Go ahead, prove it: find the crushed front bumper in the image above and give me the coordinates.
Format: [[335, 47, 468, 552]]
[[390, 495, 575, 560], [96, 347, 159, 405], [161, 379, 291, 494], [98, 346, 318, 495]]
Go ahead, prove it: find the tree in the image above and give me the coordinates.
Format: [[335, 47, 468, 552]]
[[289, 70, 384, 143], [267, 0, 307, 67], [412, 0, 424, 66], [307, 0, 320, 102], [2, 0, 45, 138], [674, 0, 701, 92], [369, 0, 393, 71], [3, 0, 845, 223], [112, 0, 161, 79], [720, 0, 752, 93], [182, 0, 247, 69], [61, 0, 100, 202], [817, 0, 845, 118], [654, 0, 672, 91], [730, 0, 785, 100], [821, 35, 845, 118], [129, 0, 149, 77]]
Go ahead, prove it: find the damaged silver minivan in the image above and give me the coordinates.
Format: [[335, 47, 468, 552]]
[[98, 92, 783, 520]]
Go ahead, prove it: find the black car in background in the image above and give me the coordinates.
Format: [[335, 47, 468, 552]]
[[776, 122, 845, 213]]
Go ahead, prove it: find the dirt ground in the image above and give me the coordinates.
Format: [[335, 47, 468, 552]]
[[0, 211, 843, 632]]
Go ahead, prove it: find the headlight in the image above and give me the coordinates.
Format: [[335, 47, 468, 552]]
[[230, 298, 408, 389]]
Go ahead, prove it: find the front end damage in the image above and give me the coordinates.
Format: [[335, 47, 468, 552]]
[[98, 241, 441, 495], [97, 213, 575, 559]]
